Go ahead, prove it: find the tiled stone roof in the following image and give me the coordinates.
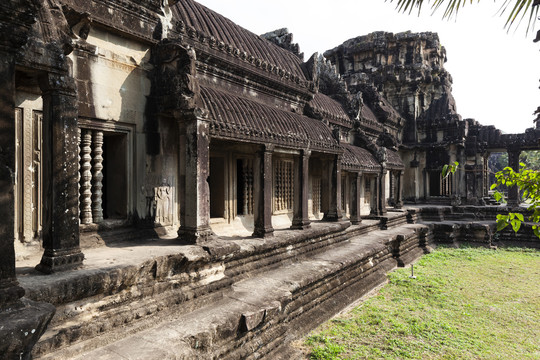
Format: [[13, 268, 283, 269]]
[[311, 93, 353, 128], [341, 144, 380, 172], [201, 86, 340, 153], [173, 0, 307, 80], [387, 149, 404, 170]]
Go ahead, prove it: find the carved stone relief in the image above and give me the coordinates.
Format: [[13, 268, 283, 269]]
[[154, 185, 173, 227], [142, 175, 176, 226]]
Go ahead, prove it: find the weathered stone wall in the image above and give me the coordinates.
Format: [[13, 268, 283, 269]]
[[72, 26, 159, 223]]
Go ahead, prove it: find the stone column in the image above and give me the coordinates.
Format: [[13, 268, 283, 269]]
[[177, 112, 214, 243], [349, 172, 362, 225], [291, 150, 311, 230], [36, 73, 84, 273], [378, 169, 387, 215], [388, 171, 394, 206], [372, 173, 380, 215], [0, 7, 56, 359], [0, 52, 25, 306], [253, 145, 274, 237], [507, 146, 521, 208], [482, 153, 491, 198], [395, 171, 404, 209], [456, 147, 467, 201], [323, 154, 342, 221]]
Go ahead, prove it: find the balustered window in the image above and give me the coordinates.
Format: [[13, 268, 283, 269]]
[[428, 170, 452, 197], [341, 176, 347, 212], [273, 159, 294, 212], [364, 178, 371, 204], [311, 177, 321, 215], [78, 127, 128, 224], [441, 172, 453, 197], [237, 158, 254, 215]]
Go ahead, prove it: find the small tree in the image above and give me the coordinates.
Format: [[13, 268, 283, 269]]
[[491, 163, 540, 237], [443, 161, 540, 238]]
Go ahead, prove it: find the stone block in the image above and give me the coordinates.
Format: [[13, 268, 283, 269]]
[[0, 298, 55, 360]]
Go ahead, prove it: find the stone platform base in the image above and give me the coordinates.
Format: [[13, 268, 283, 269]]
[[17, 212, 431, 360]]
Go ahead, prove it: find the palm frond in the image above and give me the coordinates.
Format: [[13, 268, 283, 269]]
[[386, 0, 539, 34]]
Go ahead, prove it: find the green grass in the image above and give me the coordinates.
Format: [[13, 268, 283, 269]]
[[303, 247, 540, 359]]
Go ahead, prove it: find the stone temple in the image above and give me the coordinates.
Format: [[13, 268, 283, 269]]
[[1, 0, 539, 359]]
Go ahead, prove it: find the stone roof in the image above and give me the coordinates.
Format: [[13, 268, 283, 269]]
[[386, 149, 404, 170], [341, 144, 380, 172], [173, 0, 307, 81], [201, 86, 340, 153], [359, 103, 383, 133], [311, 93, 353, 128]]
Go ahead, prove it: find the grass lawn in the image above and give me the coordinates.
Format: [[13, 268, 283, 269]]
[[302, 247, 540, 359]]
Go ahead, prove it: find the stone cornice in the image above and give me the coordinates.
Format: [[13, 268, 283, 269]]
[[60, 0, 161, 43], [196, 53, 312, 107]]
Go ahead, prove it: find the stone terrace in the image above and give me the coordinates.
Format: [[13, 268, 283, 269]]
[[15, 211, 431, 359], [13, 206, 536, 359]]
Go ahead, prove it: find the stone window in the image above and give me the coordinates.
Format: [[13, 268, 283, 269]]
[[274, 159, 294, 212], [79, 128, 129, 224], [441, 172, 453, 197], [364, 178, 371, 204], [341, 176, 347, 212], [312, 177, 321, 214], [429, 170, 452, 197]]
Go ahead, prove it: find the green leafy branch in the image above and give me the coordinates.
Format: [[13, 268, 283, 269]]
[[442, 161, 459, 179], [491, 163, 540, 237]]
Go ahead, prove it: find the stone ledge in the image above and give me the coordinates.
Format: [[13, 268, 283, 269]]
[[0, 298, 55, 360]]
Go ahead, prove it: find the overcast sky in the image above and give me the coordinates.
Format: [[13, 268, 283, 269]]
[[195, 0, 540, 134]]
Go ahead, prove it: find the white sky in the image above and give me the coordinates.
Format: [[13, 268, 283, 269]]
[[195, 0, 540, 134]]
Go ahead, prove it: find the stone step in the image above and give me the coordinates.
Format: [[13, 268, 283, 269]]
[[34, 224, 428, 360]]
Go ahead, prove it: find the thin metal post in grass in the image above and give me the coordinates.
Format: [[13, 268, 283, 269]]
[[409, 264, 416, 279]]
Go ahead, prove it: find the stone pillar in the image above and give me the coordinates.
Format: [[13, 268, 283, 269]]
[[0, 7, 56, 357], [456, 147, 467, 201], [253, 145, 274, 237], [349, 172, 362, 224], [177, 112, 214, 243], [36, 73, 84, 273], [378, 169, 387, 215], [323, 154, 342, 221], [291, 150, 311, 230], [395, 171, 404, 209], [482, 153, 491, 198], [0, 51, 25, 307], [507, 146, 521, 208], [388, 171, 394, 206]]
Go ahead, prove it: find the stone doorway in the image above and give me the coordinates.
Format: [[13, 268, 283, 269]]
[[209, 156, 226, 219], [102, 133, 128, 219], [14, 95, 43, 245]]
